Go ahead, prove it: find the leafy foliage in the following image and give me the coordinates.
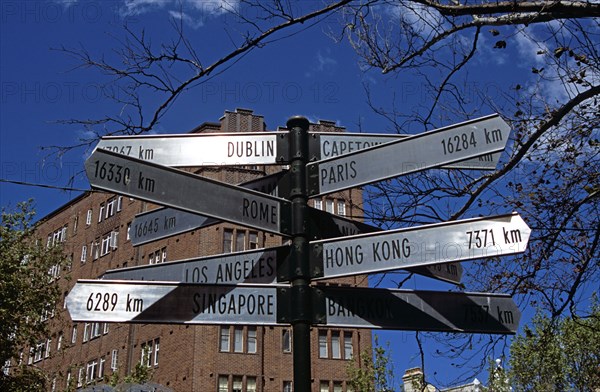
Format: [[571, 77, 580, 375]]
[[509, 304, 600, 391], [347, 337, 397, 392], [0, 200, 68, 391]]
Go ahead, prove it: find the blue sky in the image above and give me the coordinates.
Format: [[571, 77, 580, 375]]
[[0, 0, 542, 388]]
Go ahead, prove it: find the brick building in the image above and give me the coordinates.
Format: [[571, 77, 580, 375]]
[[22, 109, 371, 391]]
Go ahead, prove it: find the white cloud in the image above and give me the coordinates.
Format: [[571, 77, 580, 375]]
[[120, 0, 239, 17], [168, 9, 204, 29], [387, 2, 444, 38]]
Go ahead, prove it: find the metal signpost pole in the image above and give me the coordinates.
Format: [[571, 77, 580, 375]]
[[287, 116, 312, 392]]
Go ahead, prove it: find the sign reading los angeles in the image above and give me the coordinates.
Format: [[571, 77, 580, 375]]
[[103, 246, 289, 285]]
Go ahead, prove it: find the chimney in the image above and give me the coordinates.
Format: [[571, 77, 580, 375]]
[[402, 368, 425, 392], [220, 108, 266, 132]]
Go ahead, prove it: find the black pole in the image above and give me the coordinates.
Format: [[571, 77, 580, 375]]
[[287, 116, 312, 392]]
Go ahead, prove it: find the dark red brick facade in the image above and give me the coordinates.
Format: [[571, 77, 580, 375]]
[[24, 109, 371, 392]]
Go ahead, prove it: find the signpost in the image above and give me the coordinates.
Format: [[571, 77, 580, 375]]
[[103, 246, 290, 284], [309, 213, 531, 280], [96, 132, 289, 166], [316, 133, 502, 170], [72, 113, 530, 392], [307, 114, 510, 196], [67, 280, 283, 325], [85, 149, 291, 235], [314, 286, 521, 334], [130, 171, 290, 245]]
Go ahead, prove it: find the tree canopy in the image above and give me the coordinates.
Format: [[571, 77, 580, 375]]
[[0, 201, 69, 391], [50, 0, 599, 385]]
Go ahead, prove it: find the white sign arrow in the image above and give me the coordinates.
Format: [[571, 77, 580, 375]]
[[310, 213, 530, 280], [85, 149, 291, 235], [308, 114, 510, 196], [96, 132, 288, 166]]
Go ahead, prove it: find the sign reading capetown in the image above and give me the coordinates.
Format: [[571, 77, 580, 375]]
[[307, 114, 510, 196]]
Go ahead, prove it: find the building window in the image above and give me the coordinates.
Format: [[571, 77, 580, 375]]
[[57, 333, 63, 351], [337, 201, 346, 216], [234, 326, 243, 353], [33, 342, 44, 362], [233, 375, 243, 392], [111, 350, 118, 371], [80, 245, 87, 263], [126, 222, 131, 240], [71, 325, 77, 344], [246, 377, 256, 392], [86, 209, 93, 225], [83, 323, 90, 343], [220, 326, 230, 352], [47, 226, 68, 248], [333, 381, 343, 392], [218, 376, 228, 392], [318, 331, 328, 358], [86, 359, 97, 384], [106, 198, 116, 219], [117, 196, 123, 212], [223, 229, 259, 253], [45, 338, 51, 358], [92, 240, 99, 260], [282, 329, 292, 353], [77, 367, 84, 387], [220, 326, 257, 354], [101, 234, 111, 256], [3, 360, 11, 376], [318, 330, 353, 360], [247, 327, 257, 354], [223, 229, 233, 253], [103, 323, 109, 335], [320, 381, 329, 392], [98, 356, 106, 379], [219, 375, 258, 392], [141, 338, 159, 367], [325, 199, 334, 213], [98, 204, 105, 222], [314, 199, 323, 210], [283, 381, 293, 392], [344, 335, 353, 360], [148, 247, 166, 264], [73, 215, 78, 234], [153, 338, 160, 366], [331, 332, 341, 359]]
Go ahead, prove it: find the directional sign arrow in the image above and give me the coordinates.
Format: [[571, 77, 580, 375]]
[[130, 208, 219, 246], [103, 246, 290, 284], [314, 133, 502, 170], [313, 286, 521, 334], [96, 132, 289, 166], [309, 213, 530, 280], [85, 149, 291, 235], [66, 280, 286, 325], [130, 171, 291, 246], [307, 114, 511, 196]]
